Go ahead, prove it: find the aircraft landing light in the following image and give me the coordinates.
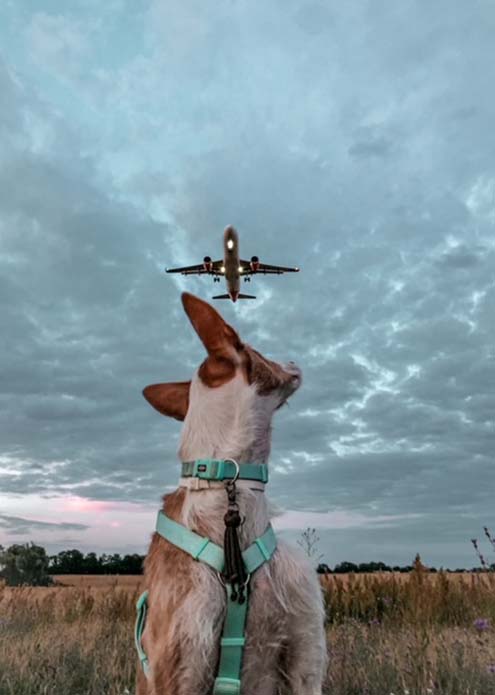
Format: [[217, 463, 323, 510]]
[[227, 239, 234, 249]]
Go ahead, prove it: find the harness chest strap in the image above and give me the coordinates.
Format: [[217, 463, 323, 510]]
[[135, 510, 277, 695]]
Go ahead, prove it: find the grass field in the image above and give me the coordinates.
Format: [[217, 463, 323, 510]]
[[1, 571, 494, 694]]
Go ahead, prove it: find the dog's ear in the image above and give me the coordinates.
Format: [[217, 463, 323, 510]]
[[142, 381, 190, 421], [181, 292, 243, 362]]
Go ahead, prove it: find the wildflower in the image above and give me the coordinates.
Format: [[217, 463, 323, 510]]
[[488, 664, 495, 674], [473, 617, 490, 632]]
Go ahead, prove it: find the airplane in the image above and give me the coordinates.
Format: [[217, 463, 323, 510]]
[[165, 225, 300, 302]]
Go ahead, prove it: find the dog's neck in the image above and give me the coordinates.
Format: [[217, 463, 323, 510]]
[[178, 370, 279, 465], [175, 370, 277, 546]]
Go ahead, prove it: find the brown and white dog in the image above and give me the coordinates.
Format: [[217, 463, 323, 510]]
[[136, 292, 328, 695]]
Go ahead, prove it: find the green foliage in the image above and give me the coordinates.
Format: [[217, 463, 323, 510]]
[[48, 549, 144, 574], [0, 543, 53, 587]]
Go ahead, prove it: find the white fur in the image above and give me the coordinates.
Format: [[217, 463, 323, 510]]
[[142, 359, 328, 694]]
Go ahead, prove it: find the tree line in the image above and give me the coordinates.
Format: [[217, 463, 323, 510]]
[[0, 543, 144, 586], [1, 542, 493, 587]]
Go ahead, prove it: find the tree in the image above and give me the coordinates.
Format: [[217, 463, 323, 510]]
[[49, 549, 85, 574], [121, 553, 144, 574], [333, 561, 359, 574], [83, 552, 101, 574], [0, 543, 53, 586]]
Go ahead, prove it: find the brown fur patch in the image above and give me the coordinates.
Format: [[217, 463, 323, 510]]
[[142, 381, 191, 421], [197, 355, 237, 388], [242, 344, 289, 395], [182, 292, 243, 362], [142, 489, 195, 693]]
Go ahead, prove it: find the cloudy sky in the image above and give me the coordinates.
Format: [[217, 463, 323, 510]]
[[1, 0, 494, 569]]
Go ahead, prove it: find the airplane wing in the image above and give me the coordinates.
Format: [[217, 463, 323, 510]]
[[239, 260, 300, 275], [165, 260, 224, 275]]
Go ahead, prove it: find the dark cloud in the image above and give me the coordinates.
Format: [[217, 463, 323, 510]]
[[0, 514, 88, 535]]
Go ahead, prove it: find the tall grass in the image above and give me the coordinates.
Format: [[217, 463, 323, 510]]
[[322, 570, 495, 627], [0, 571, 494, 694]]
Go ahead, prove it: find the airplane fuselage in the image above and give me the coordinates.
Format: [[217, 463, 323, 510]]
[[223, 226, 240, 301]]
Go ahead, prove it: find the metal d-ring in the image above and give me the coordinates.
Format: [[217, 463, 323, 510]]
[[223, 458, 240, 484]]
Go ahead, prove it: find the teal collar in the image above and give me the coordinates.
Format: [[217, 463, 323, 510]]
[[181, 459, 269, 484]]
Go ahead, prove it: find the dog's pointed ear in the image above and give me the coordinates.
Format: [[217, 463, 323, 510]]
[[181, 292, 243, 362], [142, 381, 191, 421]]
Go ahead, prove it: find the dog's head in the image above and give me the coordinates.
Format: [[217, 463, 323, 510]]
[[142, 292, 302, 424]]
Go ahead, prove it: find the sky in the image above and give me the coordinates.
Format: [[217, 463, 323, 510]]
[[0, 0, 494, 569]]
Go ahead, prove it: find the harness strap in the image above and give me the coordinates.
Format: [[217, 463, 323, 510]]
[[214, 583, 249, 695], [155, 510, 277, 574], [134, 590, 150, 677], [135, 511, 277, 693], [156, 510, 224, 571]]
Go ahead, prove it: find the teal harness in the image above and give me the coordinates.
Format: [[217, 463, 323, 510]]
[[134, 459, 276, 695]]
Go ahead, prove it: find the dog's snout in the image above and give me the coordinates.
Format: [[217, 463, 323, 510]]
[[284, 361, 302, 386], [285, 361, 300, 374]]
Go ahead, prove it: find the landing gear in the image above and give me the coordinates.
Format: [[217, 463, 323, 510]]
[[214, 277, 220, 283], [244, 276, 251, 282]]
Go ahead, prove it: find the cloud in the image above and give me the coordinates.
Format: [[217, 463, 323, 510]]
[[272, 508, 421, 531], [0, 514, 88, 535], [0, 1, 493, 565]]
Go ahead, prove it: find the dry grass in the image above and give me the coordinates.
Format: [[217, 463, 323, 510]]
[[52, 574, 143, 588], [0, 572, 494, 694]]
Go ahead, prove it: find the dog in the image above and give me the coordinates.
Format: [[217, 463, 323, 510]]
[[136, 292, 328, 695]]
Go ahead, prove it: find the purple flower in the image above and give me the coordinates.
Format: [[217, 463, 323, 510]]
[[488, 664, 495, 675], [473, 618, 490, 632]]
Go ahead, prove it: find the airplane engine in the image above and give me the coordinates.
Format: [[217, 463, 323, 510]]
[[203, 255, 213, 272], [250, 255, 259, 272]]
